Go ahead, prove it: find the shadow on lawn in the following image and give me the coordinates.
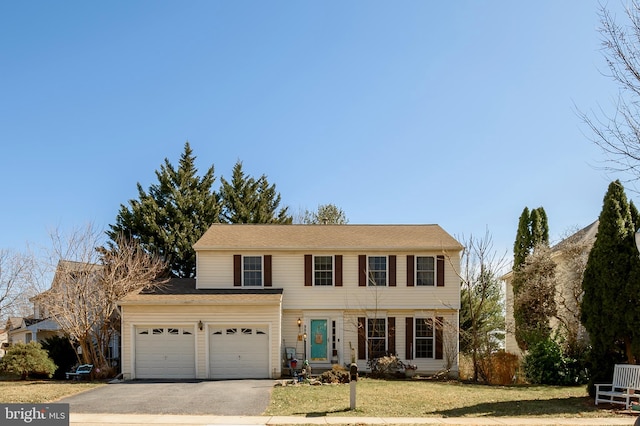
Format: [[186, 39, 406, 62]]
[[300, 408, 352, 417], [431, 396, 607, 417]]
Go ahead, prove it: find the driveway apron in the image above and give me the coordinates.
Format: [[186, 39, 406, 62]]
[[58, 380, 274, 416]]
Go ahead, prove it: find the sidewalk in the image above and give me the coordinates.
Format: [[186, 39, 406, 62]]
[[70, 413, 639, 426]]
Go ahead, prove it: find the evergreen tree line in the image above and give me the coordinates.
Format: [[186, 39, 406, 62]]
[[107, 142, 346, 278]]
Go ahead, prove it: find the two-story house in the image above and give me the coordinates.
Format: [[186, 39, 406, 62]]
[[118, 224, 463, 380]]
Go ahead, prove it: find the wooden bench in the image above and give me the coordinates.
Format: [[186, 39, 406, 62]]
[[65, 364, 93, 380], [595, 364, 640, 409]]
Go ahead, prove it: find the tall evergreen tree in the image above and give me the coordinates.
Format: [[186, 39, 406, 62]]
[[219, 161, 292, 224], [107, 142, 220, 277], [581, 180, 640, 394], [513, 207, 531, 270], [530, 207, 549, 247], [512, 206, 551, 351]]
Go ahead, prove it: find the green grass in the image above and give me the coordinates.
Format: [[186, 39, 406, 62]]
[[0, 380, 105, 403], [266, 378, 620, 418]]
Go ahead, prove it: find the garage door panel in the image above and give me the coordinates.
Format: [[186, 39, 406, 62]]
[[209, 326, 269, 379], [135, 326, 195, 379]]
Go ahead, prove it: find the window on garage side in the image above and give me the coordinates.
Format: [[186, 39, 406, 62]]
[[243, 256, 262, 286]]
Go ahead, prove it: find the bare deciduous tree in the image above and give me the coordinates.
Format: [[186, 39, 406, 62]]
[[37, 225, 168, 375], [580, 1, 640, 182], [0, 249, 36, 323], [553, 227, 593, 352], [455, 230, 508, 383]]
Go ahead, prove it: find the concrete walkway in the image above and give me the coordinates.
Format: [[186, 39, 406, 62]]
[[70, 413, 639, 426]]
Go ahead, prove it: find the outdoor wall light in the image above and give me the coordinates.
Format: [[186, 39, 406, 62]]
[[297, 318, 302, 328], [198, 320, 203, 331]]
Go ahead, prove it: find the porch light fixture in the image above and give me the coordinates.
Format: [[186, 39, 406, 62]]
[[198, 320, 203, 331], [297, 318, 302, 328]]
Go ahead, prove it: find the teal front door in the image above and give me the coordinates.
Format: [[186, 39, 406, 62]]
[[310, 319, 328, 361]]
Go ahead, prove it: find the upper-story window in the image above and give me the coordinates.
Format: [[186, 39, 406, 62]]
[[368, 256, 387, 286], [314, 256, 333, 286], [243, 256, 262, 286], [416, 256, 435, 286]]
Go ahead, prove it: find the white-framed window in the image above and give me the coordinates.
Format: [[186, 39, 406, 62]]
[[368, 256, 387, 286], [243, 256, 263, 286], [367, 318, 386, 359], [415, 318, 434, 358], [314, 255, 333, 286], [416, 256, 435, 286]]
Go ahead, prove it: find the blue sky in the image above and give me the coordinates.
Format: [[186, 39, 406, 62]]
[[0, 1, 630, 259]]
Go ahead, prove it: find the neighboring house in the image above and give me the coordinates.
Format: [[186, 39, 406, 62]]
[[5, 316, 59, 345], [118, 224, 464, 380], [503, 221, 597, 356], [7, 260, 120, 366]]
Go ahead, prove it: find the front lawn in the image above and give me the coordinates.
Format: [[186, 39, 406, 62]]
[[266, 378, 620, 418], [0, 380, 105, 403]]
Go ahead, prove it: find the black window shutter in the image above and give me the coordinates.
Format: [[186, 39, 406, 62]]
[[389, 255, 396, 287], [406, 255, 414, 287], [233, 255, 241, 287], [388, 317, 396, 355], [435, 316, 444, 360], [437, 255, 445, 287], [358, 317, 366, 360], [335, 255, 343, 287], [405, 317, 413, 360], [304, 255, 312, 286], [264, 255, 272, 287], [358, 255, 366, 287]]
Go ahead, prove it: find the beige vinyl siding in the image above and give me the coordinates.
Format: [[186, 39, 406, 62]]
[[121, 303, 281, 380], [342, 309, 458, 376], [196, 252, 233, 288], [281, 311, 305, 360], [195, 252, 461, 310]]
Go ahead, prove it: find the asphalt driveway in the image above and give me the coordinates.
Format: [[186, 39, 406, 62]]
[[58, 380, 274, 415]]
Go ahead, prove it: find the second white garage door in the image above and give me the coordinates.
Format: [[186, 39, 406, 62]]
[[209, 325, 269, 379]]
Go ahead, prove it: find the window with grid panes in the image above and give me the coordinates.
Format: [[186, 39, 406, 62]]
[[243, 256, 262, 286], [415, 318, 434, 358], [314, 256, 333, 286], [367, 318, 386, 359], [416, 256, 435, 286], [368, 256, 387, 286]]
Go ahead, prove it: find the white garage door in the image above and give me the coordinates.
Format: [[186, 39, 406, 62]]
[[209, 326, 269, 379], [135, 326, 195, 379]]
